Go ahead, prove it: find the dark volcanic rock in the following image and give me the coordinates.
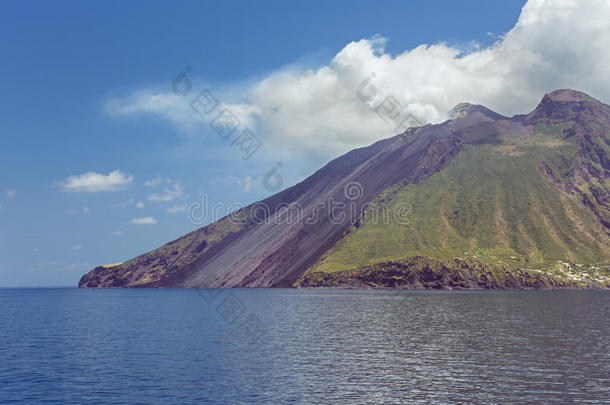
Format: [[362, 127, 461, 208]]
[[295, 256, 597, 290]]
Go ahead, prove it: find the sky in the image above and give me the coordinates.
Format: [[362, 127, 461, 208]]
[[1, 0, 609, 286]]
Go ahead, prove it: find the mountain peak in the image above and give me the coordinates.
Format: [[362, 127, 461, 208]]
[[449, 103, 505, 121], [543, 89, 595, 103], [524, 89, 604, 125]]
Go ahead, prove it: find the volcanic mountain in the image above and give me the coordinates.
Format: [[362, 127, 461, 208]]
[[80, 89, 610, 289]]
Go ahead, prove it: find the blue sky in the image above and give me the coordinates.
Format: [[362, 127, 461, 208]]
[[5, 0, 610, 286]]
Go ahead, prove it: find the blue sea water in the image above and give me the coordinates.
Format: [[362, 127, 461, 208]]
[[0, 288, 608, 404]]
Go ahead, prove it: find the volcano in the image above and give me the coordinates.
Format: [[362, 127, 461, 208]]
[[80, 90, 610, 289]]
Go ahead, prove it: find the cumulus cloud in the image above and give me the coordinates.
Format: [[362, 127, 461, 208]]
[[135, 201, 144, 208], [106, 0, 610, 158], [60, 170, 133, 192], [131, 217, 157, 225]]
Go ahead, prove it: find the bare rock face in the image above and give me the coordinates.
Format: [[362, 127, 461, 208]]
[[80, 89, 610, 289]]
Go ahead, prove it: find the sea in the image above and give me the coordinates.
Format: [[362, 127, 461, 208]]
[[0, 288, 608, 404]]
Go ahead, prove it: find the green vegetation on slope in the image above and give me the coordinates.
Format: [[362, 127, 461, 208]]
[[305, 130, 610, 280]]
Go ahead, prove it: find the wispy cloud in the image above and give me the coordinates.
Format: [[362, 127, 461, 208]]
[[67, 207, 89, 214], [112, 199, 144, 209], [105, 89, 259, 133], [72, 245, 84, 251], [32, 262, 91, 272], [105, 91, 200, 132], [145, 177, 165, 187], [67, 262, 91, 270], [112, 198, 135, 208], [60, 170, 133, 192], [166, 204, 186, 214], [147, 182, 183, 202], [7, 189, 16, 198], [33, 261, 61, 269], [131, 217, 157, 225], [229, 175, 255, 192]]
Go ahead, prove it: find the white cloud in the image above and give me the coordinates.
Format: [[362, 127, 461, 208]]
[[83, 207, 89, 214], [113, 230, 124, 236], [135, 201, 144, 209], [72, 245, 84, 251], [106, 0, 610, 159], [131, 217, 157, 225], [60, 170, 133, 192], [7, 190, 16, 198], [145, 177, 164, 187], [147, 182, 183, 202], [106, 91, 200, 131], [166, 204, 187, 214], [106, 88, 260, 133]]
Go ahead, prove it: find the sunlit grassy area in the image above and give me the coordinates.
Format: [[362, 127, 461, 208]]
[[307, 128, 610, 277]]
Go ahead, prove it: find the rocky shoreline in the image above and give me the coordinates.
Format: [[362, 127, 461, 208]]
[[295, 256, 610, 289]]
